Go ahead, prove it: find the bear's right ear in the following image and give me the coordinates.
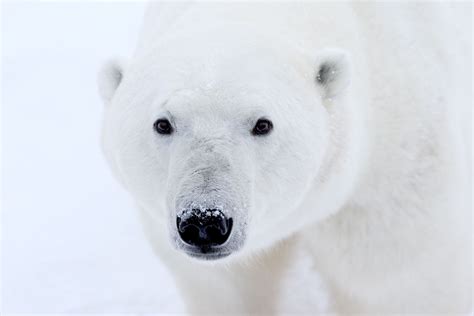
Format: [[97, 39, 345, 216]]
[[314, 48, 351, 99], [97, 59, 125, 105]]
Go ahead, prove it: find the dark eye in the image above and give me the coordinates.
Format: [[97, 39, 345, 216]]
[[252, 118, 273, 136], [153, 118, 173, 135]]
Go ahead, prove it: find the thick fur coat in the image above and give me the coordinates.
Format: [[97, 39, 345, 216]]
[[99, 2, 472, 314]]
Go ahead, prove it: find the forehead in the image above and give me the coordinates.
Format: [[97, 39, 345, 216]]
[[150, 61, 305, 112], [123, 41, 316, 124], [155, 86, 270, 123]]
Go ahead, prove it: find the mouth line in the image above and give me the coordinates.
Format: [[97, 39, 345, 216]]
[[183, 248, 232, 260]]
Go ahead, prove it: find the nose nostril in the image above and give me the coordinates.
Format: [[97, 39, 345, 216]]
[[176, 209, 233, 249], [177, 220, 200, 244]]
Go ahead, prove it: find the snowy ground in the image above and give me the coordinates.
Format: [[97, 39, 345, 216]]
[[2, 2, 185, 314]]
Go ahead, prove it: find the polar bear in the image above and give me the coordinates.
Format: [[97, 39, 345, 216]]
[[98, 2, 472, 314]]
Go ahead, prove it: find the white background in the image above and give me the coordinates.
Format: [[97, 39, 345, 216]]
[[2, 2, 185, 313]]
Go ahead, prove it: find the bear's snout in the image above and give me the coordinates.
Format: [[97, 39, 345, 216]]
[[177, 208, 233, 254]]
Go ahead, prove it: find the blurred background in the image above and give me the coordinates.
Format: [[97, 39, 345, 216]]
[[2, 2, 185, 313]]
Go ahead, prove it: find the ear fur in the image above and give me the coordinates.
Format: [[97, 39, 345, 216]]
[[98, 58, 125, 104], [315, 49, 351, 99]]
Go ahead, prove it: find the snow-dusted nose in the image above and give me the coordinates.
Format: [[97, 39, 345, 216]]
[[177, 208, 233, 252]]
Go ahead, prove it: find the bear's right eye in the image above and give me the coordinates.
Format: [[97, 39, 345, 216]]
[[153, 118, 173, 135], [252, 118, 273, 136]]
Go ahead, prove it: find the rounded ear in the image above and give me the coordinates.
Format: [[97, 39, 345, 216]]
[[97, 58, 125, 104], [315, 48, 351, 99]]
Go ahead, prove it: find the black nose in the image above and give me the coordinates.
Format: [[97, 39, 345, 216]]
[[177, 209, 232, 250]]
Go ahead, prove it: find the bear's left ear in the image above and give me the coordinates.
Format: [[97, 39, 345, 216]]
[[315, 48, 351, 99], [97, 58, 125, 105]]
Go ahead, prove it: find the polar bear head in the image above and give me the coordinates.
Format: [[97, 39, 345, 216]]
[[99, 39, 355, 261]]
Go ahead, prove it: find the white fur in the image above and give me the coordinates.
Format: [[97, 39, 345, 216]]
[[98, 2, 472, 314]]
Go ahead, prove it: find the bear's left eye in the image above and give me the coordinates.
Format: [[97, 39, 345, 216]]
[[153, 118, 173, 135], [252, 118, 273, 136]]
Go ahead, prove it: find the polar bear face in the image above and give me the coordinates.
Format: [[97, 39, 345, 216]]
[[99, 46, 350, 261]]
